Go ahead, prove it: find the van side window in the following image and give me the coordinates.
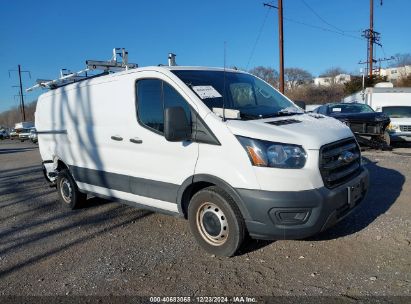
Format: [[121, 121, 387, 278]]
[[163, 82, 192, 126], [137, 79, 164, 133]]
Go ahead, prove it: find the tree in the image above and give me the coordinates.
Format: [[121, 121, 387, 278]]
[[320, 67, 347, 85], [248, 66, 279, 87], [389, 53, 411, 68], [284, 67, 312, 89], [320, 67, 346, 77], [0, 100, 37, 128], [285, 84, 345, 104], [397, 75, 411, 87], [343, 75, 388, 95]]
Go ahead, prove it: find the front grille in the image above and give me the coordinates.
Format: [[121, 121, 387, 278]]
[[400, 125, 411, 132], [319, 138, 362, 188], [348, 122, 382, 134]]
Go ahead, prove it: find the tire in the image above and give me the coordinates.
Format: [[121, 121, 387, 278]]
[[383, 130, 391, 147], [188, 186, 246, 257], [56, 169, 87, 209]]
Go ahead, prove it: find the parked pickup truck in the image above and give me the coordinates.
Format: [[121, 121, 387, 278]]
[[383, 106, 411, 142], [313, 103, 391, 149]]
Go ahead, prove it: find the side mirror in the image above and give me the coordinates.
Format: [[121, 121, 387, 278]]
[[164, 106, 192, 142], [294, 101, 306, 110]]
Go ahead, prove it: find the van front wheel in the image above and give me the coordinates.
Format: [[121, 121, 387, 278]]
[[56, 169, 86, 209], [188, 186, 246, 257]]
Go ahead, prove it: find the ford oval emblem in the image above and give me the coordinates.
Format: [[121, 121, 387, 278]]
[[341, 151, 355, 163]]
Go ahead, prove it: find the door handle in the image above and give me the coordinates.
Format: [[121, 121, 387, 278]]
[[130, 137, 143, 144], [111, 135, 123, 141]]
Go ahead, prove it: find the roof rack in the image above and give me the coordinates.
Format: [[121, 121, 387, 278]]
[[26, 48, 137, 92]]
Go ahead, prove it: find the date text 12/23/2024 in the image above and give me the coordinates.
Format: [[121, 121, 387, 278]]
[[149, 296, 258, 303]]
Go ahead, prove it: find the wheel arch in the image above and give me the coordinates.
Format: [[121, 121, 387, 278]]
[[177, 174, 251, 221]]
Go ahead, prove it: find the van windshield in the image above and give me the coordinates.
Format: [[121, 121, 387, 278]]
[[382, 106, 411, 118], [172, 70, 301, 119]]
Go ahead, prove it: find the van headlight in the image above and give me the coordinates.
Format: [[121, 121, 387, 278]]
[[236, 136, 307, 169]]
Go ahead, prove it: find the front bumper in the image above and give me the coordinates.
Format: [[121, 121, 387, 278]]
[[237, 167, 369, 240], [389, 131, 411, 142]]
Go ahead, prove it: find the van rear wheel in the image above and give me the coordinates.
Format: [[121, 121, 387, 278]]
[[188, 186, 246, 257], [56, 169, 86, 209]]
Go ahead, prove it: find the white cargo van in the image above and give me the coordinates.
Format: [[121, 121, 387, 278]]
[[32, 54, 369, 256]]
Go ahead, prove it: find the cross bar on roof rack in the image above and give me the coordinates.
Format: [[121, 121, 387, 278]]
[[26, 48, 137, 92]]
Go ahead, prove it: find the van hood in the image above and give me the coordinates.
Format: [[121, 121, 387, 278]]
[[389, 117, 411, 124], [226, 113, 353, 150]]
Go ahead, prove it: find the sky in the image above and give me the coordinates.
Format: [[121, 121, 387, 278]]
[[0, 0, 410, 112]]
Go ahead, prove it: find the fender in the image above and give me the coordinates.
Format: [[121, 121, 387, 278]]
[[176, 174, 252, 221]]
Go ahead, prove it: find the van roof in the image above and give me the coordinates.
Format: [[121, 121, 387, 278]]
[[158, 66, 243, 72], [365, 87, 411, 93], [36, 66, 247, 96]]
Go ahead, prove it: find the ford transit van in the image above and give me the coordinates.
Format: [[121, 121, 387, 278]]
[[34, 65, 369, 256]]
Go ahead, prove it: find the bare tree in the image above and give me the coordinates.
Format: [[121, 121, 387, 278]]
[[284, 67, 312, 90], [0, 100, 37, 128], [320, 67, 347, 85], [249, 66, 279, 87], [397, 75, 411, 87], [286, 84, 345, 104]]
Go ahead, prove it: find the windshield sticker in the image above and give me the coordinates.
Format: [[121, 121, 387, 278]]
[[332, 108, 342, 112], [192, 86, 222, 99]]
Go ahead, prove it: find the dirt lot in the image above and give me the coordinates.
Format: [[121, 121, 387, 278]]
[[0, 140, 410, 300]]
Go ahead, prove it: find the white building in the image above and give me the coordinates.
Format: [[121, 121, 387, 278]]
[[379, 65, 411, 82], [314, 74, 351, 86]]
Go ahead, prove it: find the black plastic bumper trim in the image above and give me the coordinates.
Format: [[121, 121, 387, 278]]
[[236, 167, 369, 240]]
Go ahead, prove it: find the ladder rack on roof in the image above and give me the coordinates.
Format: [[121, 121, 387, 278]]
[[26, 48, 137, 92]]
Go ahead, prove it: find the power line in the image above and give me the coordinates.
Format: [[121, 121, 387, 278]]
[[283, 16, 365, 41], [299, 0, 362, 34], [246, 7, 271, 69], [301, 0, 344, 33]]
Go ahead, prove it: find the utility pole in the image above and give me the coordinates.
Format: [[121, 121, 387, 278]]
[[264, 0, 285, 93], [363, 0, 384, 80], [369, 0, 374, 79], [18, 65, 26, 121], [9, 65, 31, 121]]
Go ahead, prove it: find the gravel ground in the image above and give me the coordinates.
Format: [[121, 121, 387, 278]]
[[0, 139, 410, 299]]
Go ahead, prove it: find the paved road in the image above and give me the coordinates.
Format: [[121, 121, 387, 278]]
[[0, 140, 410, 298]]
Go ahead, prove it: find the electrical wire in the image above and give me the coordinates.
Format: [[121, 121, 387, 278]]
[[299, 0, 363, 34], [246, 7, 271, 69], [246, 2, 365, 68], [283, 16, 365, 41]]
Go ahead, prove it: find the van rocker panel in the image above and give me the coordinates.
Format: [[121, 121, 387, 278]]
[[70, 166, 180, 204], [237, 167, 369, 240]]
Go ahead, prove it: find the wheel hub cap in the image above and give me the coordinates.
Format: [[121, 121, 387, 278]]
[[60, 178, 72, 203], [197, 202, 229, 246]]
